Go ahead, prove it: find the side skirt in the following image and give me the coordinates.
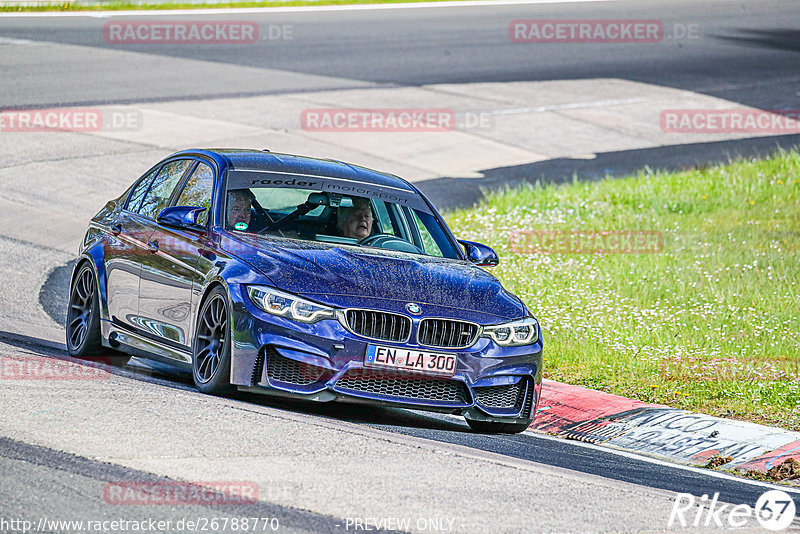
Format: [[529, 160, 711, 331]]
[[106, 324, 192, 372]]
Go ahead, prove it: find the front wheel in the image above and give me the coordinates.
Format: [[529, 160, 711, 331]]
[[465, 418, 532, 434], [192, 287, 234, 395], [66, 262, 130, 367]]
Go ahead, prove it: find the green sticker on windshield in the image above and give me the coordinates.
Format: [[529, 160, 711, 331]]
[[234, 222, 248, 231]]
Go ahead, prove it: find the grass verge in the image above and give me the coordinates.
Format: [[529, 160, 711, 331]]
[[446, 149, 800, 431]]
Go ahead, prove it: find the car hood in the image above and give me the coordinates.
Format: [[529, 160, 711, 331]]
[[222, 234, 523, 321]]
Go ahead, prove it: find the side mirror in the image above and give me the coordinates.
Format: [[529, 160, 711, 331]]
[[157, 206, 207, 232], [459, 239, 499, 267]]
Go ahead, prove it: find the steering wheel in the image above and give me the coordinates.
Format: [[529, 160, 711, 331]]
[[360, 234, 423, 254]]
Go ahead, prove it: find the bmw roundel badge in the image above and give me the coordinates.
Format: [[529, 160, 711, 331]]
[[406, 303, 422, 315]]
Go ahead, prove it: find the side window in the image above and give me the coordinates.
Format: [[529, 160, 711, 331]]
[[176, 162, 214, 226], [411, 210, 444, 257], [138, 159, 192, 220], [372, 200, 395, 236], [126, 168, 158, 212]]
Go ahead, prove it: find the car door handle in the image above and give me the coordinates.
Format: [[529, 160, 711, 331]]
[[147, 241, 159, 253], [110, 225, 122, 236]]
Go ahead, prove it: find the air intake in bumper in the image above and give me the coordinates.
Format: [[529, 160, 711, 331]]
[[473, 382, 526, 410], [335, 368, 469, 404], [265, 347, 327, 386]]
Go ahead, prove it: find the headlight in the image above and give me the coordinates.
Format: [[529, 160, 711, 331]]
[[247, 286, 336, 324], [483, 317, 539, 346]]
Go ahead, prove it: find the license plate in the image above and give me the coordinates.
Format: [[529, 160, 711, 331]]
[[365, 345, 457, 377]]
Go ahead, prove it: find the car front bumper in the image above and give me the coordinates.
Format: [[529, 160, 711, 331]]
[[229, 285, 543, 423]]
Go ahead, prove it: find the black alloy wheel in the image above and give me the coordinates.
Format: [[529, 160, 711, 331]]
[[192, 286, 234, 395], [66, 262, 130, 367]]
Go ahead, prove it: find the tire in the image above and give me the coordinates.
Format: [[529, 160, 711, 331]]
[[192, 286, 235, 395], [465, 418, 532, 434], [66, 262, 130, 367]]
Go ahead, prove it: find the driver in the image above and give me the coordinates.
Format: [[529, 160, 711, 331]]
[[336, 197, 374, 241], [226, 189, 254, 231]]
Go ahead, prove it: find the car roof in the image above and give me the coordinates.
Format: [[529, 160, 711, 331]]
[[172, 148, 417, 193]]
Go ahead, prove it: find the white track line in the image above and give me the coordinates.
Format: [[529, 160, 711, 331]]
[[0, 35, 42, 44], [0, 0, 615, 17]]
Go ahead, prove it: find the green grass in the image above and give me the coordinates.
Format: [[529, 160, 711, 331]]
[[0, 0, 462, 12], [446, 149, 800, 431]]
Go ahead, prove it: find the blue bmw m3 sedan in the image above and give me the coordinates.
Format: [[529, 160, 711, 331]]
[[67, 149, 542, 433]]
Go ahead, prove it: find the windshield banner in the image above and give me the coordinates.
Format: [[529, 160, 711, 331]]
[[226, 170, 430, 212]]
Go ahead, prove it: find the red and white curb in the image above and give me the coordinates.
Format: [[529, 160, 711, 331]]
[[531, 380, 800, 481]]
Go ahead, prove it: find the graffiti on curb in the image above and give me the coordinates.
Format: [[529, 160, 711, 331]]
[[559, 408, 800, 465]]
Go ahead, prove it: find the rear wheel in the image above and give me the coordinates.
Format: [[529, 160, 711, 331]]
[[66, 262, 130, 367], [465, 418, 532, 434], [192, 287, 234, 395]]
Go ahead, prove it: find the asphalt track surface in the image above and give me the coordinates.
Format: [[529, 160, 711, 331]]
[[30, 251, 800, 502], [3, 0, 800, 208], [1, 0, 800, 109], [26, 268, 800, 508], [3, 0, 800, 531], [3, 329, 799, 532]]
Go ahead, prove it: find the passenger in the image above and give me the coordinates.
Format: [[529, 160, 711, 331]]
[[336, 198, 374, 241]]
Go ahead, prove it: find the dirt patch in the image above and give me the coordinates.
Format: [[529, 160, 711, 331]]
[[766, 458, 800, 481], [705, 455, 733, 468]]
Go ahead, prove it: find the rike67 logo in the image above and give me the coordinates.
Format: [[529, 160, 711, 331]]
[[669, 489, 797, 531]]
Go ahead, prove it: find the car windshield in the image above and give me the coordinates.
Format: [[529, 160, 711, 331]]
[[223, 171, 460, 259]]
